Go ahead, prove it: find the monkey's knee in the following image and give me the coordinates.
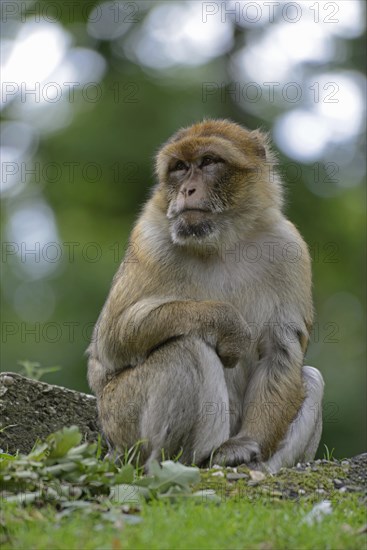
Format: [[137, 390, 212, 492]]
[[301, 366, 324, 461], [97, 367, 153, 465], [141, 339, 230, 465], [97, 338, 230, 466], [87, 356, 111, 397], [303, 366, 324, 401], [302, 365, 324, 450]]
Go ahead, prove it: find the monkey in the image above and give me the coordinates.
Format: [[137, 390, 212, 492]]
[[87, 119, 324, 472]]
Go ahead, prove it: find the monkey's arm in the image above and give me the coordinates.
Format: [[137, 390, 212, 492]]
[[238, 222, 313, 460], [241, 318, 307, 462], [95, 295, 251, 372], [212, 316, 308, 465]]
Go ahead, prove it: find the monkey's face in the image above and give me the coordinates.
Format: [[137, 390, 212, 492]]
[[165, 152, 229, 244], [155, 119, 273, 247]]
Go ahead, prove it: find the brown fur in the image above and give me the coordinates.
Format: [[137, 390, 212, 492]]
[[88, 119, 318, 467]]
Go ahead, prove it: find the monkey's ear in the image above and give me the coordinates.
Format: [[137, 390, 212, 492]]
[[250, 130, 267, 160]]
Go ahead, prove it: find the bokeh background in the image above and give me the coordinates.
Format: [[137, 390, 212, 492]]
[[1, 0, 366, 458]]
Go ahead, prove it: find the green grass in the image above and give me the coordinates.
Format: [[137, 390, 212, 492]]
[[1, 427, 365, 549], [1, 495, 366, 550]]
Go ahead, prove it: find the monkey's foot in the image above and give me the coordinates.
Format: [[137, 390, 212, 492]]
[[211, 436, 261, 467]]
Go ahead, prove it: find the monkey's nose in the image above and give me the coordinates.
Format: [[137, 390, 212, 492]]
[[187, 187, 196, 196]]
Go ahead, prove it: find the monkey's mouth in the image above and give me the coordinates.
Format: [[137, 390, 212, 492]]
[[171, 210, 216, 242], [178, 208, 213, 226], [178, 208, 212, 215]]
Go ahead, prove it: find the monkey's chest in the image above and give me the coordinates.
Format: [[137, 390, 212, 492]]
[[183, 259, 274, 323]]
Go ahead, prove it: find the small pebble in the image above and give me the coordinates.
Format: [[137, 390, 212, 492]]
[[1, 375, 15, 386], [249, 470, 266, 482], [271, 490, 283, 498], [226, 473, 249, 481]]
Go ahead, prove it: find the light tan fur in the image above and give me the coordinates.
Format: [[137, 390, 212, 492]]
[[87, 119, 323, 469]]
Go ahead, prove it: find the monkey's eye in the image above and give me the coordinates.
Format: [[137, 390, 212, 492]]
[[171, 160, 187, 172], [200, 156, 216, 168]]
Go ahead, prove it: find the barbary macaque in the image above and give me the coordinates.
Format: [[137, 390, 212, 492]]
[[87, 119, 324, 472]]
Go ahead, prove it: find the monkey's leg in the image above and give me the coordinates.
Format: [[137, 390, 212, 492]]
[[213, 366, 324, 468], [98, 337, 230, 467], [212, 320, 312, 465], [265, 366, 324, 473]]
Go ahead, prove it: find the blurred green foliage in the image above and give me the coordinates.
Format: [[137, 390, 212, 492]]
[[1, 0, 366, 458]]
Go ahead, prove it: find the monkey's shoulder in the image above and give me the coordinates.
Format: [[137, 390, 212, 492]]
[[265, 217, 311, 266], [233, 218, 312, 309]]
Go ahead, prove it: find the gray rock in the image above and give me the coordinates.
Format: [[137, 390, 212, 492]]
[[0, 372, 101, 455]]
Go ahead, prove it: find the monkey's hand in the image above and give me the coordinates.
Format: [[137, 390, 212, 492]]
[[214, 304, 252, 368], [211, 435, 261, 467], [216, 335, 247, 368]]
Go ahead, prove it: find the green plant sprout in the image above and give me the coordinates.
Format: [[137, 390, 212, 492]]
[[17, 360, 61, 381]]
